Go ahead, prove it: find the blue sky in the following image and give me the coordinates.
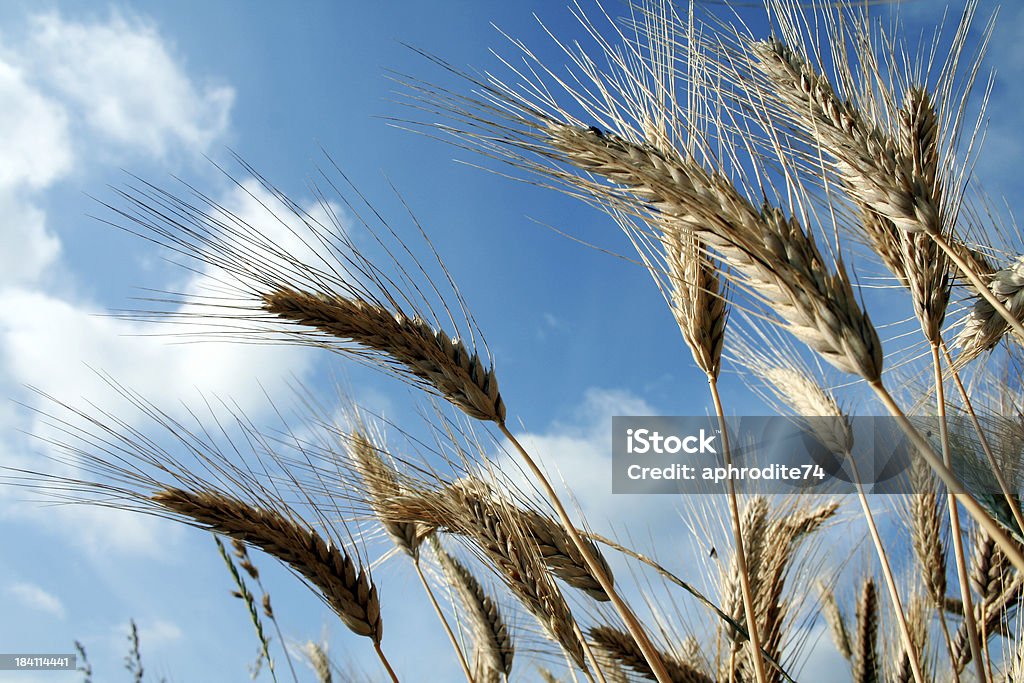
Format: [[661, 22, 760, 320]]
[[1, 1, 1023, 681]]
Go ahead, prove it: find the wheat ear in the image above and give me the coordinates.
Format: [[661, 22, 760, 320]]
[[751, 37, 1024, 347], [906, 460, 958, 668], [153, 488, 384, 645], [434, 540, 515, 681], [956, 256, 1024, 365], [853, 579, 880, 683], [302, 642, 333, 683], [892, 596, 929, 683], [818, 582, 852, 660], [435, 478, 614, 601], [750, 39, 941, 237], [589, 626, 712, 683], [748, 502, 839, 680], [346, 429, 473, 682], [387, 482, 588, 671], [732, 328, 925, 682], [264, 289, 504, 423], [549, 124, 882, 381], [348, 430, 426, 558]]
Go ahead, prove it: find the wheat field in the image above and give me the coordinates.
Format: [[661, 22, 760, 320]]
[[4, 1, 1024, 681]]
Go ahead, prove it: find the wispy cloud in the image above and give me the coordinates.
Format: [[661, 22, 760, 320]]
[[23, 10, 233, 159], [133, 618, 184, 649], [7, 581, 65, 619]]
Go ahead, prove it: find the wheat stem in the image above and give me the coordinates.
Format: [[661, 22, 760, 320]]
[[414, 558, 475, 683], [868, 381, 1024, 574], [933, 343, 988, 683], [708, 375, 769, 683], [942, 342, 1024, 536], [374, 642, 400, 683], [497, 423, 672, 683], [573, 622, 606, 683], [846, 460, 925, 683]]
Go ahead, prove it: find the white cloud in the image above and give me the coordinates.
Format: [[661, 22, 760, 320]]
[[0, 288, 311, 414], [0, 60, 72, 190], [136, 618, 183, 648], [0, 57, 68, 287], [0, 7, 271, 561], [0, 193, 60, 286], [0, 7, 234, 289], [24, 11, 233, 158], [7, 581, 65, 619]]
